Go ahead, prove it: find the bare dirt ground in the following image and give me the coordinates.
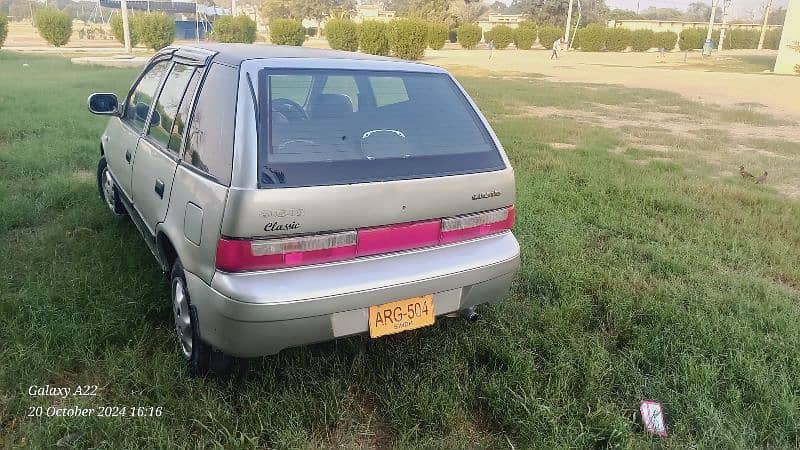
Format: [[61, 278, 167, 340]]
[[425, 48, 800, 121], [5, 20, 121, 49], [504, 102, 800, 198]]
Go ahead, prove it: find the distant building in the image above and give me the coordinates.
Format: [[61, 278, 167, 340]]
[[478, 13, 526, 35], [353, 4, 396, 23], [607, 19, 782, 34]]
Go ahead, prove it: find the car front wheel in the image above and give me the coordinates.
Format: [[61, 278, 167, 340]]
[[96, 156, 127, 217]]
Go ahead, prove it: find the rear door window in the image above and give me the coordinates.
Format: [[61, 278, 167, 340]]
[[258, 69, 504, 188]]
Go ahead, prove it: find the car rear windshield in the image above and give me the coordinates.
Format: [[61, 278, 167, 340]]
[[257, 69, 505, 188]]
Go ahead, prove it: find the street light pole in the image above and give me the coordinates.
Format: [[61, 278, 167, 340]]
[[705, 0, 719, 42], [121, 0, 132, 54], [718, 0, 731, 50], [758, 0, 773, 49], [565, 0, 575, 49]]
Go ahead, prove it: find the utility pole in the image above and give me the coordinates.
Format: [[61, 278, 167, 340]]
[[757, 0, 773, 49], [121, 0, 132, 54], [705, 0, 719, 43], [564, 0, 576, 49], [718, 0, 731, 50], [231, 0, 237, 16]]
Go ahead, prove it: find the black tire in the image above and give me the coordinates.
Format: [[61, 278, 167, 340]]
[[97, 156, 127, 217], [170, 259, 244, 378]]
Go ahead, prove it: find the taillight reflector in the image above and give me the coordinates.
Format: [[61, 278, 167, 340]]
[[217, 206, 514, 272], [216, 232, 357, 272], [440, 206, 515, 243]]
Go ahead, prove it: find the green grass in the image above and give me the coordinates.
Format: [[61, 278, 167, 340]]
[[2, 51, 800, 448]]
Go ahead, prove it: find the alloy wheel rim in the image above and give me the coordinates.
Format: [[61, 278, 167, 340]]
[[172, 279, 193, 359]]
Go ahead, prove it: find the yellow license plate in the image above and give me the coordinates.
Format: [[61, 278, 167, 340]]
[[368, 295, 435, 338]]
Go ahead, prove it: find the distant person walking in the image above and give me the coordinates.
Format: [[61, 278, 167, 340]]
[[551, 38, 561, 60], [488, 39, 494, 60]]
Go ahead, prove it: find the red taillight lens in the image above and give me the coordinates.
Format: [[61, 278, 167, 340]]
[[216, 231, 357, 272], [216, 206, 514, 272], [357, 220, 441, 256]]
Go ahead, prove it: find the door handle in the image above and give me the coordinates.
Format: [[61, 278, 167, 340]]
[[125, 149, 132, 163], [154, 179, 165, 199]]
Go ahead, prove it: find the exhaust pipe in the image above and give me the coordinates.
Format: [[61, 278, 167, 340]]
[[462, 307, 479, 323]]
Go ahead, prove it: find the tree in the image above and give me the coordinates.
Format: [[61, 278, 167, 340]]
[[324, 18, 358, 50], [291, 0, 355, 36], [269, 18, 305, 44], [359, 20, 389, 55], [608, 8, 638, 20], [0, 13, 7, 48], [450, 0, 487, 24], [639, 7, 683, 20], [111, 13, 140, 47], [488, 1, 508, 13], [456, 22, 481, 48], [768, 7, 786, 25], [214, 15, 257, 43], [136, 12, 174, 50], [387, 0, 450, 22], [509, 0, 608, 26], [387, 17, 428, 59], [33, 8, 72, 47], [684, 1, 721, 22], [260, 0, 295, 19]]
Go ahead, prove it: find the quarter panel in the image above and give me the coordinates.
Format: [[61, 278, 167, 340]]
[[160, 164, 228, 283]]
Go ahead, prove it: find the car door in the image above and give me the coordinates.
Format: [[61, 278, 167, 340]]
[[104, 59, 170, 199], [131, 62, 200, 236], [162, 63, 237, 283]]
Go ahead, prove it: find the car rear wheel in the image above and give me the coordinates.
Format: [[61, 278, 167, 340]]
[[170, 259, 244, 377], [97, 156, 127, 217]]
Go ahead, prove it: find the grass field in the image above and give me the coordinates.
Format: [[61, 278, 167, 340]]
[[1, 51, 800, 448]]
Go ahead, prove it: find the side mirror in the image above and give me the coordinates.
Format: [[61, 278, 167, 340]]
[[87, 93, 119, 115]]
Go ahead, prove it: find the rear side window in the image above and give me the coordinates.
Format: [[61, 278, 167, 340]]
[[168, 68, 204, 154], [258, 69, 504, 188], [148, 63, 196, 149], [184, 64, 238, 185], [124, 60, 169, 131]]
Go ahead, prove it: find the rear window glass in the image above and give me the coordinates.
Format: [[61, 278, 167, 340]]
[[257, 69, 504, 188]]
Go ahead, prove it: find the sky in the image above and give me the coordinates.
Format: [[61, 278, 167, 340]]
[[602, 0, 788, 21]]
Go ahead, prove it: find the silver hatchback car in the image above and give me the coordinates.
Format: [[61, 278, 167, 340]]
[[89, 44, 520, 375]]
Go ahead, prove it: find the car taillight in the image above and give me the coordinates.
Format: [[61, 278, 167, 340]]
[[216, 231, 357, 272], [440, 206, 515, 243], [216, 206, 514, 272]]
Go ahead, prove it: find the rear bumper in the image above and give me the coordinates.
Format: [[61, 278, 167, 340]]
[[186, 232, 520, 357]]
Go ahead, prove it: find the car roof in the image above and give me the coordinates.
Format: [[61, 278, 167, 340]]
[[176, 43, 444, 73]]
